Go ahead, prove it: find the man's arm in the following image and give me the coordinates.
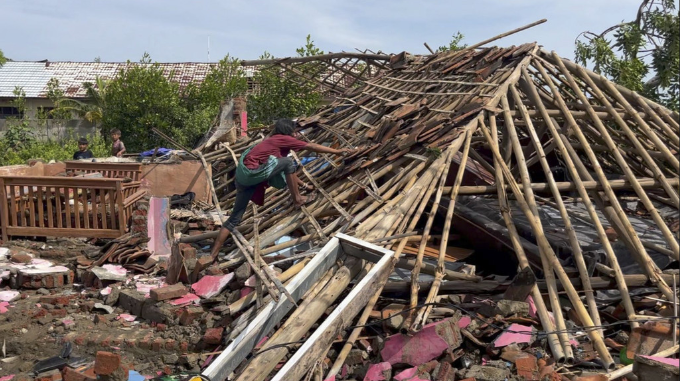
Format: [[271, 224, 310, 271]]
[[304, 142, 352, 156]]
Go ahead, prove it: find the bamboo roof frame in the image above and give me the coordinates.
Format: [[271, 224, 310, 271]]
[[199, 37, 679, 380]]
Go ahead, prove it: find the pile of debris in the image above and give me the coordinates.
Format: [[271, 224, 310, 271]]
[[1, 23, 679, 381]]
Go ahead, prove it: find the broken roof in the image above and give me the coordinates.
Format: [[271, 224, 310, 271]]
[[201, 41, 679, 378]]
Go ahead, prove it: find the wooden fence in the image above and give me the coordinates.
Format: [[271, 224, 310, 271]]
[[65, 161, 143, 181], [0, 176, 146, 241]]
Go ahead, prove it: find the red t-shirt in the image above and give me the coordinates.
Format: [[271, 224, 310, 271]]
[[243, 135, 308, 170]]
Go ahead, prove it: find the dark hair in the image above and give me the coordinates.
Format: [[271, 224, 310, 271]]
[[272, 119, 296, 136], [110, 128, 121, 135], [78, 138, 89, 145]]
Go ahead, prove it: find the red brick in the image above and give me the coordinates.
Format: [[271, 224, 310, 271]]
[[94, 351, 121, 375], [435, 361, 455, 381], [74, 334, 87, 346], [40, 295, 72, 306], [165, 339, 177, 350], [63, 367, 96, 381], [179, 306, 204, 326], [181, 246, 198, 260], [150, 283, 188, 301], [156, 323, 168, 332], [35, 369, 62, 381], [33, 308, 49, 319], [203, 327, 224, 345], [152, 337, 164, 351], [139, 333, 154, 350], [51, 308, 67, 318], [100, 335, 113, 347], [516, 354, 538, 381]]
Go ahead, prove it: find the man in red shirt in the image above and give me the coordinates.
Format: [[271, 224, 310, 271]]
[[210, 118, 352, 262]]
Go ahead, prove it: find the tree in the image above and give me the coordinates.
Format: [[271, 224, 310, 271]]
[[438, 32, 468, 52], [248, 35, 325, 126], [575, 0, 679, 110], [183, 54, 248, 112], [0, 48, 6, 66], [102, 53, 190, 152], [55, 76, 108, 125]]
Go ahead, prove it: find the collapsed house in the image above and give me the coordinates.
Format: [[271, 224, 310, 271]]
[[0, 37, 678, 381]]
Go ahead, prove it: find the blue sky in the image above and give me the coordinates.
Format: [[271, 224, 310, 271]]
[[2, 0, 644, 63]]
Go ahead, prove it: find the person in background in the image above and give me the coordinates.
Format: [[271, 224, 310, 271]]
[[209, 118, 353, 262], [110, 129, 126, 157], [73, 138, 94, 160]]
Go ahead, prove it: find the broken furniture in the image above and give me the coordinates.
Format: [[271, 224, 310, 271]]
[[0, 175, 145, 240]]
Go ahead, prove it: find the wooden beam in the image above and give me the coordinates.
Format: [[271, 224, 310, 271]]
[[201, 236, 343, 381]]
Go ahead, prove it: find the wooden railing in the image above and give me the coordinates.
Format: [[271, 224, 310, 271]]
[[65, 161, 143, 181], [0, 176, 146, 241]]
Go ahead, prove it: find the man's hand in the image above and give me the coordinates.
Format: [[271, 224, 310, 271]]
[[338, 148, 355, 156]]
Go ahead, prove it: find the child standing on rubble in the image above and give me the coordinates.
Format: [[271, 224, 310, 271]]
[[209, 118, 352, 262], [110, 129, 126, 157]]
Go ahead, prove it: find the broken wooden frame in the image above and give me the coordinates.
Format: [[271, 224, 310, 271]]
[[202, 233, 394, 381], [0, 176, 145, 240]]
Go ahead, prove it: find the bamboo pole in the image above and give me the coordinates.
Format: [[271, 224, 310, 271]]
[[574, 66, 679, 203], [235, 257, 363, 381], [412, 130, 473, 330], [408, 149, 453, 330], [501, 93, 574, 362], [446, 177, 679, 195], [484, 113, 565, 362], [253, 205, 263, 308], [527, 63, 640, 327], [478, 117, 615, 369], [546, 53, 677, 294], [510, 84, 604, 336]]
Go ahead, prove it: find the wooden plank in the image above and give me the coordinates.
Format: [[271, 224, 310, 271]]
[[107, 189, 116, 229], [27, 187, 36, 227], [201, 237, 343, 381], [271, 234, 395, 381], [82, 188, 90, 229], [116, 182, 126, 236], [37, 186, 44, 228], [100, 189, 107, 230], [9, 185, 17, 226], [18, 186, 26, 226], [0, 179, 8, 242], [5, 226, 122, 239], [91, 188, 99, 230], [0, 176, 121, 189], [52, 187, 59, 228], [73, 188, 81, 229]]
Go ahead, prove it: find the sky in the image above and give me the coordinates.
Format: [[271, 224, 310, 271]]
[[1, 0, 645, 63]]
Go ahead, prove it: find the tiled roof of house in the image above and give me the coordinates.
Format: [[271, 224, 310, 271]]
[[0, 61, 252, 98]]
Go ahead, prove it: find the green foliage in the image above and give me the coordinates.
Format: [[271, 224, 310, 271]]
[[56, 76, 108, 124], [438, 32, 468, 52], [102, 53, 191, 152], [4, 87, 35, 149], [575, 0, 679, 110], [248, 35, 324, 126], [0, 132, 109, 166], [185, 55, 248, 111], [0, 48, 6, 66]]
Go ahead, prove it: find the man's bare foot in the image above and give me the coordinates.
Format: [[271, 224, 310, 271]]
[[294, 192, 317, 207]]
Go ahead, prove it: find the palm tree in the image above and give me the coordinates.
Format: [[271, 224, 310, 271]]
[[55, 76, 108, 125]]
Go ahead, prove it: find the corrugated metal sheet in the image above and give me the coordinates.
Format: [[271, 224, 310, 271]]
[[0, 61, 257, 99], [0, 62, 54, 98]]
